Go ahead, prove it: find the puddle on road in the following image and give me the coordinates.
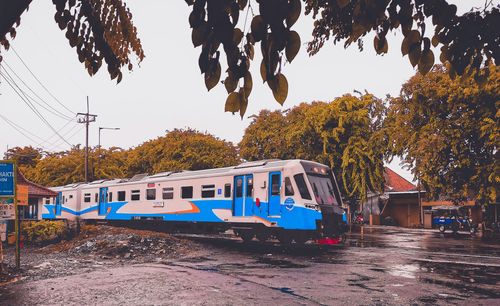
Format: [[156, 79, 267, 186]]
[[388, 264, 420, 279], [178, 256, 215, 263], [256, 257, 308, 268]]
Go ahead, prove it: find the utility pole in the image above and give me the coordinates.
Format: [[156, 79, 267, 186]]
[[77, 97, 97, 182]]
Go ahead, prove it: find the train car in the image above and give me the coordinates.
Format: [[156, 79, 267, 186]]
[[41, 159, 347, 243]]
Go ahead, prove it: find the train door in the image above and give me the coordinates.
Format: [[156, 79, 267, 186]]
[[234, 176, 244, 216], [98, 187, 108, 216], [244, 175, 254, 216], [55, 192, 62, 216], [234, 175, 253, 216], [268, 172, 281, 216]]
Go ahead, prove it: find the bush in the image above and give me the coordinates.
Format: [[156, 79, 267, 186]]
[[21, 220, 67, 244]]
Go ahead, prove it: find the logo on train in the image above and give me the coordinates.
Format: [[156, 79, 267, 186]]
[[284, 197, 295, 211]]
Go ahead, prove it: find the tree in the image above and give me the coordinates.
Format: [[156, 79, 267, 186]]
[[387, 65, 499, 204], [23, 145, 127, 186], [239, 94, 387, 202], [0, 0, 144, 83], [3, 146, 43, 168], [28, 146, 87, 186], [186, 0, 499, 115], [126, 128, 240, 176]]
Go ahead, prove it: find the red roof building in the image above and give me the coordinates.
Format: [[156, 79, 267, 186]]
[[17, 169, 57, 197], [383, 167, 416, 192]]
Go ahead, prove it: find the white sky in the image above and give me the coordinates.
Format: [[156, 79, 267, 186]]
[[0, 0, 490, 183]]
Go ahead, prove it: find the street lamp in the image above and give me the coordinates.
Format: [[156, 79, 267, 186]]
[[98, 127, 120, 150], [98, 127, 120, 174]]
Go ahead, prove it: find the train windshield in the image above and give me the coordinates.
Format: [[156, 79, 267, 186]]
[[306, 172, 340, 205]]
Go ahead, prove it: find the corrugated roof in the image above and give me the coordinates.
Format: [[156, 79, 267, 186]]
[[17, 169, 58, 197]]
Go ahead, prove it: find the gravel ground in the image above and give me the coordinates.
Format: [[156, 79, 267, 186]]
[[0, 225, 203, 285]]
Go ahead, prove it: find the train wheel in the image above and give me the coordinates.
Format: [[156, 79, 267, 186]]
[[294, 232, 309, 245], [278, 233, 293, 244], [239, 230, 254, 242], [256, 231, 270, 242]]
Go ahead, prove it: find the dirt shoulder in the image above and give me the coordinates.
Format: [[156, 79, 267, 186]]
[[0, 225, 204, 286]]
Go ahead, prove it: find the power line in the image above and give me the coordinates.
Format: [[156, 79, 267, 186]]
[[10, 45, 76, 115], [0, 70, 73, 147], [0, 114, 52, 151], [0, 68, 74, 121], [2, 60, 75, 120]]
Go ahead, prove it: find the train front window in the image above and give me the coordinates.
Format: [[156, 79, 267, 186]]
[[293, 174, 311, 200], [306, 173, 338, 205]]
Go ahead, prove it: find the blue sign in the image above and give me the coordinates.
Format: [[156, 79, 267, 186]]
[[284, 197, 295, 211], [0, 163, 15, 197]]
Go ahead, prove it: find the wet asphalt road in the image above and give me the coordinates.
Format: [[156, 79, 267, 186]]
[[2, 226, 500, 305]]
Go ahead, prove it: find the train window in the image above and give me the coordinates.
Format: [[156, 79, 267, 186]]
[[84, 193, 91, 203], [45, 198, 50, 204], [181, 186, 193, 199], [236, 178, 243, 198], [95, 193, 98, 203], [146, 188, 156, 200], [62, 196, 65, 204], [118, 191, 126, 201], [293, 174, 312, 200], [224, 184, 231, 198], [131, 190, 140, 201], [246, 177, 253, 197], [108, 192, 113, 202], [162, 187, 174, 199], [285, 177, 294, 196], [271, 174, 280, 196], [69, 195, 73, 199], [201, 184, 215, 198]]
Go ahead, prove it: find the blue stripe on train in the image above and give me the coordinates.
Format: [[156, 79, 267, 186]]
[[43, 199, 323, 230]]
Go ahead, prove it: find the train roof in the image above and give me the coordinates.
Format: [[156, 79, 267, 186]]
[[50, 159, 328, 191]]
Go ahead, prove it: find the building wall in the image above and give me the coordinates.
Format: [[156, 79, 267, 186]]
[[383, 202, 420, 227]]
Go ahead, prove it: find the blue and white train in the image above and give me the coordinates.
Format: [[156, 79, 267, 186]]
[[41, 159, 347, 243]]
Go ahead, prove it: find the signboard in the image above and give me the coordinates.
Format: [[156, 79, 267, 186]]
[[17, 185, 29, 206], [0, 162, 15, 197], [0, 221, 7, 241], [0, 199, 15, 220]]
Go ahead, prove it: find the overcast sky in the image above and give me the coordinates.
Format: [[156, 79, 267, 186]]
[[0, 0, 490, 183]]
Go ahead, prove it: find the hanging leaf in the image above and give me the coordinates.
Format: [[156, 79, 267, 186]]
[[260, 59, 267, 83], [233, 28, 243, 45], [374, 36, 388, 54], [431, 34, 439, 47], [285, 31, 300, 62], [205, 62, 221, 91], [409, 45, 421, 67], [286, 0, 301, 28], [418, 49, 434, 75], [192, 23, 208, 47], [401, 30, 420, 56], [224, 71, 238, 93], [251, 15, 266, 42], [225, 92, 241, 113], [270, 73, 288, 105], [243, 71, 253, 98], [440, 45, 449, 63], [244, 43, 254, 60], [239, 88, 248, 118]]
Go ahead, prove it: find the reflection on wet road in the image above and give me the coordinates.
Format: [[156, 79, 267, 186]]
[[2, 226, 499, 305]]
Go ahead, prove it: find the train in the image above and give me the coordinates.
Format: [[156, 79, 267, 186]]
[[41, 159, 348, 244]]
